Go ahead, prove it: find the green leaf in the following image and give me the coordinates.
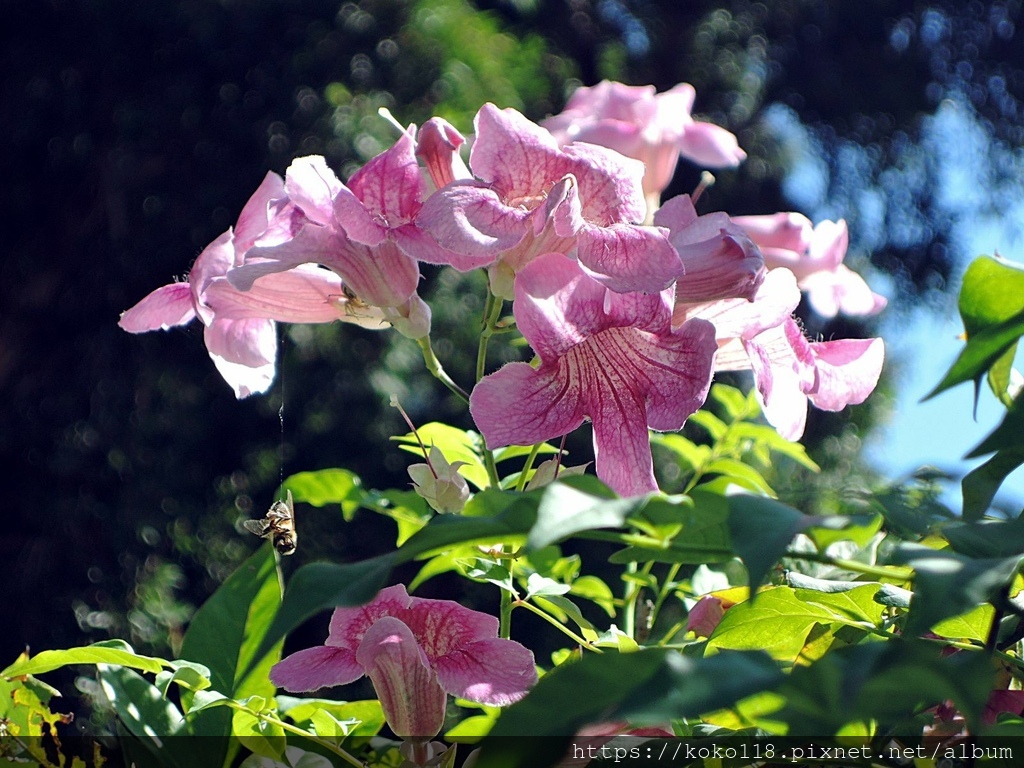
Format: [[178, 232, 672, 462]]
[[651, 433, 712, 473], [988, 344, 1020, 406], [894, 543, 1022, 635], [707, 585, 883, 663], [926, 255, 1024, 401], [690, 410, 728, 440], [930, 603, 995, 642], [944, 515, 1024, 559], [475, 649, 782, 768], [531, 594, 594, 631], [0, 639, 168, 678], [730, 422, 820, 471], [724, 493, 815, 589], [569, 575, 616, 617], [177, 544, 282, 767], [524, 573, 570, 599], [962, 448, 1024, 520], [277, 697, 385, 738], [925, 310, 1024, 401], [154, 659, 212, 696], [527, 478, 645, 551], [967, 395, 1024, 457], [283, 468, 365, 518], [608, 494, 732, 565], [709, 383, 750, 420], [704, 458, 774, 495], [97, 665, 185, 740], [960, 255, 1024, 337]]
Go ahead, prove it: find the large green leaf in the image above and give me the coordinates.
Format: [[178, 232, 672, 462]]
[[706, 585, 883, 663], [967, 395, 1024, 458], [474, 649, 782, 768], [97, 665, 192, 768], [608, 495, 731, 564], [178, 543, 283, 768], [723, 493, 859, 589], [527, 477, 643, 551], [0, 639, 168, 678], [894, 543, 1022, 635], [961, 448, 1024, 521], [926, 255, 1024, 401], [283, 468, 364, 511]]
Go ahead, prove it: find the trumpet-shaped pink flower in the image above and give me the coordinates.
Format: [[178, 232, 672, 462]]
[[270, 584, 537, 740], [471, 252, 717, 497], [732, 212, 887, 318], [417, 103, 683, 295], [118, 172, 384, 398], [676, 268, 884, 439], [542, 80, 746, 199], [653, 194, 765, 303], [228, 136, 439, 338]]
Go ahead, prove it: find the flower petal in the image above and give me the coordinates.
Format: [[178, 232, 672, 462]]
[[203, 265, 347, 323], [678, 121, 747, 168], [118, 283, 196, 332], [270, 645, 364, 692], [356, 617, 447, 739], [471, 362, 586, 450], [347, 131, 424, 225], [326, 584, 415, 650], [576, 222, 682, 294], [204, 318, 276, 369], [416, 117, 470, 190], [432, 637, 537, 706], [808, 337, 885, 411]]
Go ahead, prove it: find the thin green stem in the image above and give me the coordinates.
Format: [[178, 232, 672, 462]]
[[784, 550, 914, 582], [514, 442, 544, 492], [650, 562, 682, 626], [621, 562, 639, 638], [475, 291, 504, 384], [515, 599, 602, 652], [476, 289, 506, 488], [499, 580, 513, 639], [213, 703, 366, 768], [416, 336, 469, 403]]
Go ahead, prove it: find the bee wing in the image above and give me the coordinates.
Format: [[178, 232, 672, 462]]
[[243, 518, 272, 537]]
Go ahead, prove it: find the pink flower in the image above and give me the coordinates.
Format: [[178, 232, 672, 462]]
[[542, 80, 746, 200], [676, 269, 884, 440], [118, 172, 383, 398], [732, 213, 887, 318], [228, 137, 438, 338], [470, 252, 717, 497], [417, 103, 683, 295], [270, 584, 537, 740], [653, 194, 765, 303]]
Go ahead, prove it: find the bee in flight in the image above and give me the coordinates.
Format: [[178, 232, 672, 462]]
[[243, 490, 297, 556]]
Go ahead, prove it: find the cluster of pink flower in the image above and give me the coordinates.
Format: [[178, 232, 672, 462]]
[[120, 81, 885, 499]]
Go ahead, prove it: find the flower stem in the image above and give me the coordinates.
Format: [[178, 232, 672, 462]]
[[514, 442, 544, 492], [515, 599, 602, 652], [476, 291, 505, 383], [500, 582, 513, 639], [784, 549, 914, 582], [230, 705, 366, 768], [416, 336, 469, 403]]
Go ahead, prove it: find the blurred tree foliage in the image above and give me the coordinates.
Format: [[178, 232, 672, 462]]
[[3, 0, 1023, 705]]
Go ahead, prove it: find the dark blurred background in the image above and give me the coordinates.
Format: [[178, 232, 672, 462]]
[[3, 0, 1023, 701]]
